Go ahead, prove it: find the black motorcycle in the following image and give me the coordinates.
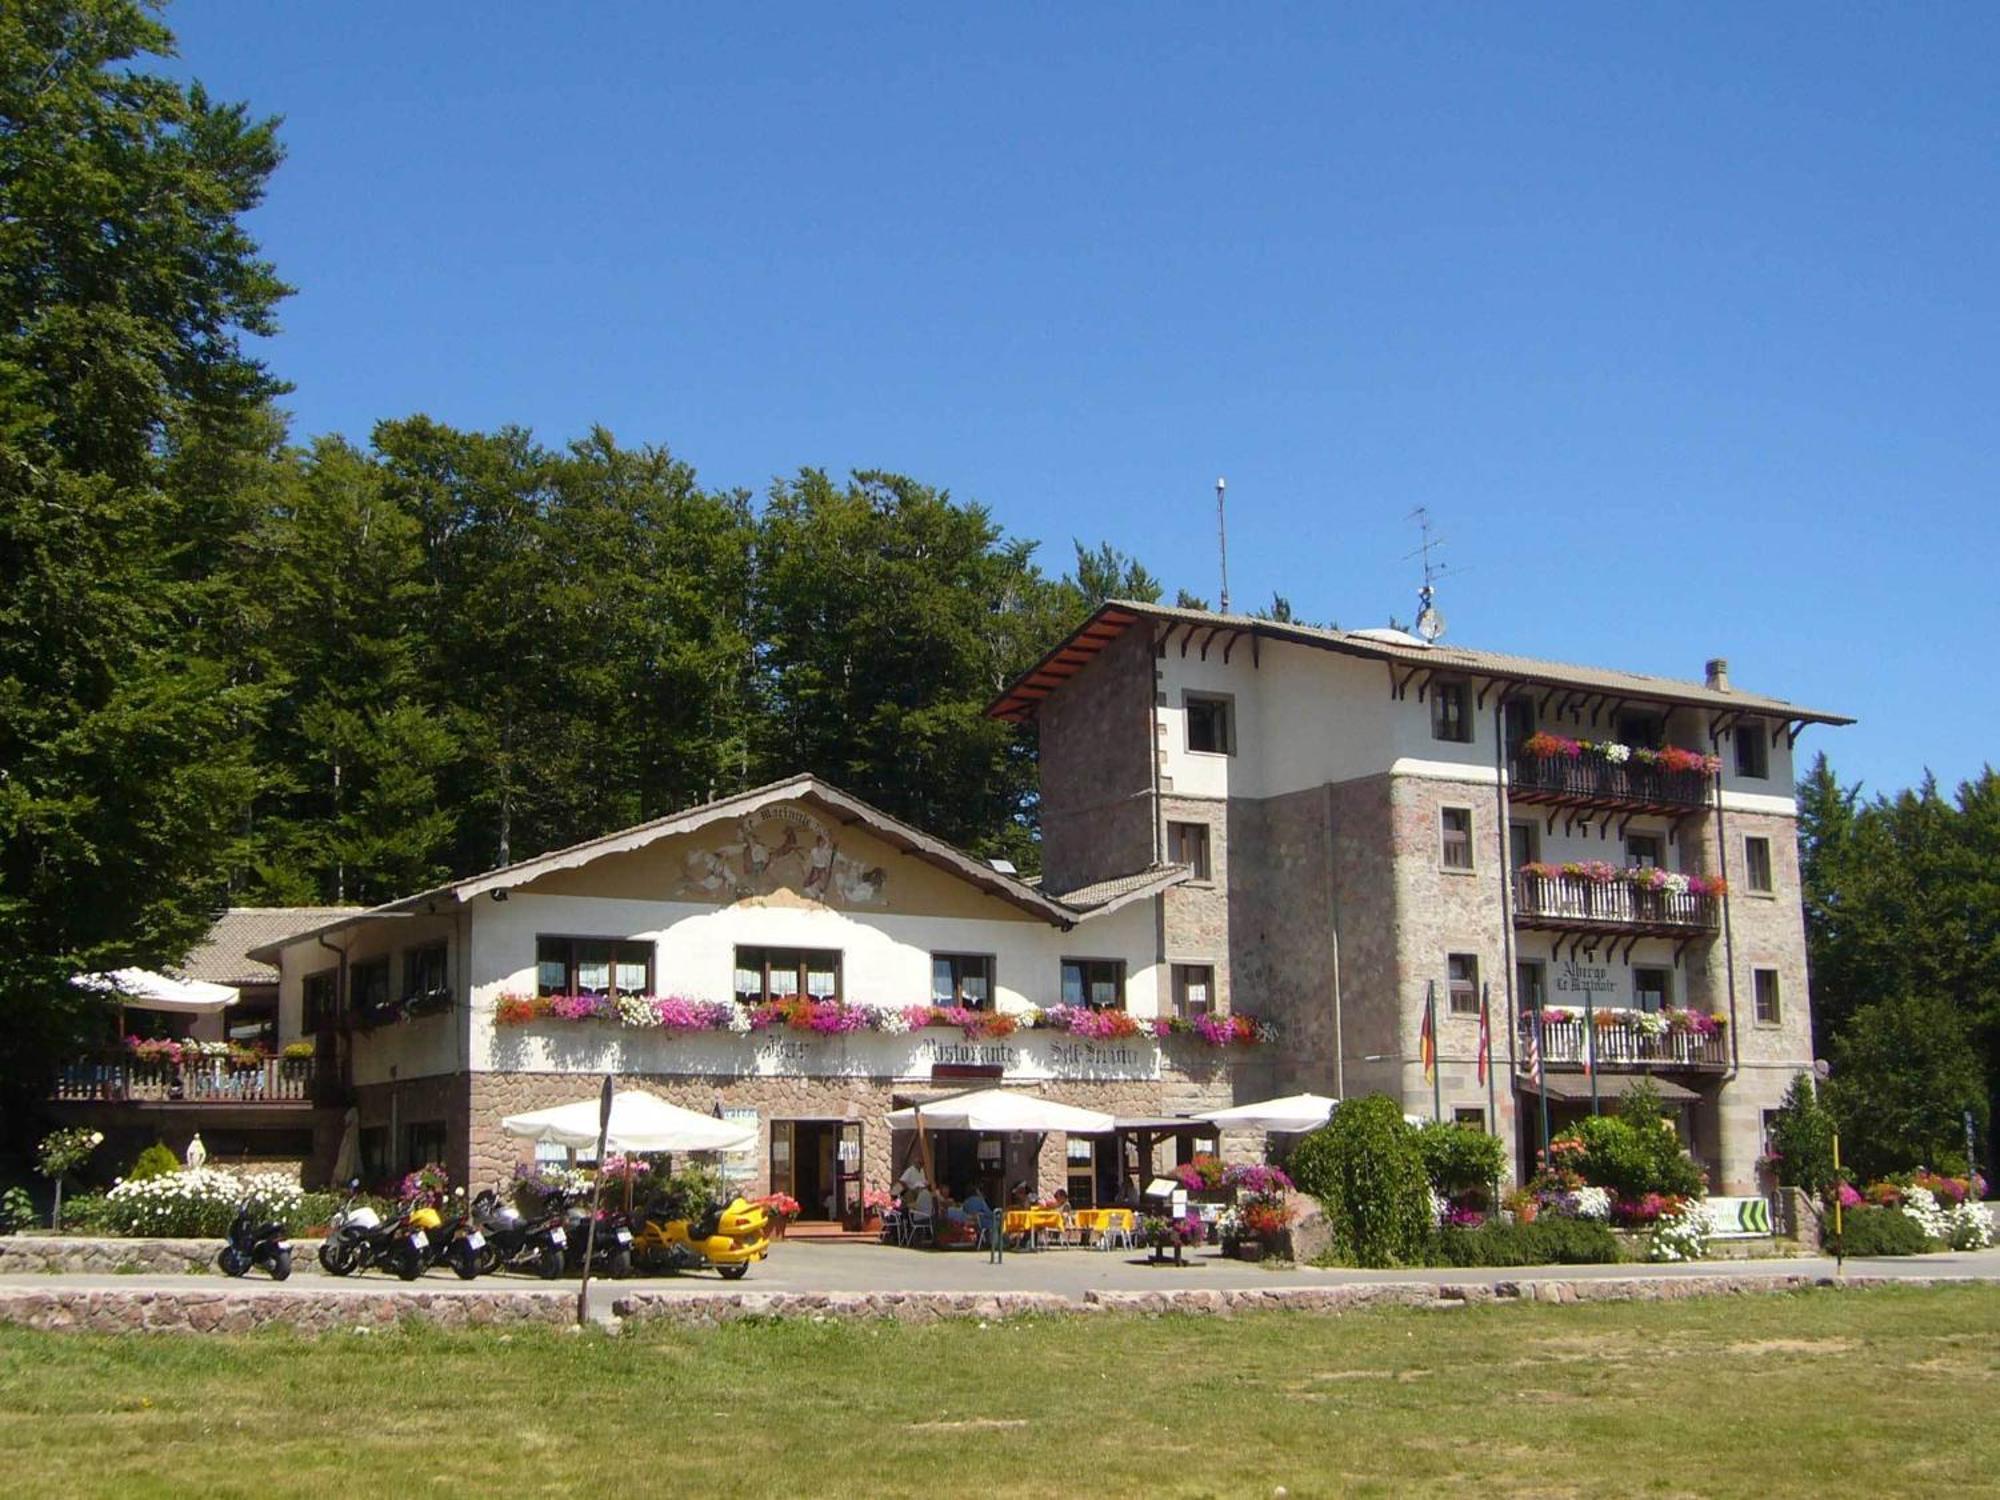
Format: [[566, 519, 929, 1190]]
[[217, 1199, 293, 1280], [318, 1184, 432, 1280], [470, 1187, 567, 1279], [555, 1188, 634, 1279]]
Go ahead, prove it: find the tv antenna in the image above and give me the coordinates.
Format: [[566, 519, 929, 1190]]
[[1402, 506, 1458, 643], [1215, 477, 1230, 614]]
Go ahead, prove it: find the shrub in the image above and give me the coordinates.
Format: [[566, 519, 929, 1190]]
[[0, 1186, 35, 1234], [126, 1143, 182, 1182], [1768, 1073, 1837, 1197], [101, 1169, 304, 1238], [1556, 1115, 1705, 1201], [55, 1193, 119, 1234], [1646, 1198, 1710, 1262], [1288, 1095, 1431, 1268], [1428, 1217, 1620, 1267], [1414, 1122, 1505, 1198], [1827, 1204, 1931, 1258]]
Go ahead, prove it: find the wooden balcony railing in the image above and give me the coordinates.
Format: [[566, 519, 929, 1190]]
[[1524, 1012, 1729, 1071], [51, 1057, 316, 1105], [1514, 871, 1720, 935], [1508, 751, 1711, 811]]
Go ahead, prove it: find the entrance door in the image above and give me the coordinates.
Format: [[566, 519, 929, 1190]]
[[769, 1121, 795, 1202], [836, 1121, 863, 1223], [777, 1121, 858, 1221]]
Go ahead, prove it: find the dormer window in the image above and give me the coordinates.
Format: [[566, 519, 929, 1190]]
[[1734, 723, 1769, 779], [1185, 694, 1233, 755]]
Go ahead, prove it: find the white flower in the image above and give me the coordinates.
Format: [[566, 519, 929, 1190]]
[[616, 994, 660, 1028], [868, 1005, 911, 1036], [1646, 1199, 1711, 1262], [1900, 1186, 1953, 1241], [1571, 1186, 1611, 1221], [1600, 742, 1632, 764], [1428, 1188, 1448, 1228], [1947, 1202, 1994, 1250], [724, 1004, 752, 1034], [1660, 872, 1691, 896]]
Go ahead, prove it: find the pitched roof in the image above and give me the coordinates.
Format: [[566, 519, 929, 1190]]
[[987, 601, 1854, 728], [245, 776, 1118, 960], [1044, 865, 1191, 915], [182, 907, 364, 986]]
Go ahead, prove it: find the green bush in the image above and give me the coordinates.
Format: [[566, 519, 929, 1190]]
[[0, 1185, 37, 1233], [1826, 1205, 1931, 1258], [1414, 1122, 1505, 1198], [1288, 1095, 1432, 1268], [288, 1192, 344, 1232], [1769, 1073, 1837, 1196], [55, 1193, 118, 1234], [1427, 1217, 1621, 1267], [126, 1143, 182, 1182], [1558, 1115, 1705, 1201]]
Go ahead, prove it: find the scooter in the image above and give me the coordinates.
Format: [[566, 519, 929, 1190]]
[[217, 1199, 293, 1280], [631, 1195, 770, 1279], [469, 1187, 567, 1279]]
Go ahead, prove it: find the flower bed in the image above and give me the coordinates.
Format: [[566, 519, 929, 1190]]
[[492, 992, 1277, 1048]]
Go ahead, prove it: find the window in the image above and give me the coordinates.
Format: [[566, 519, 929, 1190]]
[[1616, 711, 1664, 749], [1734, 723, 1769, 779], [1509, 820, 1540, 871], [350, 957, 390, 1014], [401, 941, 448, 1005], [1761, 1109, 1783, 1159], [537, 937, 653, 997], [1167, 820, 1213, 881], [1440, 807, 1474, 871], [1172, 963, 1215, 1020], [1516, 959, 1546, 1014], [1503, 695, 1536, 748], [1185, 694, 1233, 755], [1447, 953, 1480, 1015], [226, 998, 278, 1050], [1431, 680, 1472, 743], [1626, 832, 1663, 870], [1753, 968, 1781, 1025], [403, 1121, 448, 1174], [302, 969, 338, 1031], [930, 953, 993, 1008], [1453, 1107, 1487, 1130], [1633, 966, 1672, 1013], [735, 947, 841, 1004], [1744, 836, 1774, 894], [1061, 958, 1126, 1011], [359, 1127, 389, 1184]]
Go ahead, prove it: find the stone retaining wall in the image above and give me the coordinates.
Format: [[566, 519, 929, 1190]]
[[0, 1272, 1972, 1335], [0, 1237, 217, 1276]]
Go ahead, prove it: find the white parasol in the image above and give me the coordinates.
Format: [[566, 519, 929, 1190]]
[[500, 1089, 755, 1155]]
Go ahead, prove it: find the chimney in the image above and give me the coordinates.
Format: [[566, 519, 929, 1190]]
[[1704, 657, 1730, 693]]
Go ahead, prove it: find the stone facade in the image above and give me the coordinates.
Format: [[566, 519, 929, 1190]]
[[1159, 792, 1231, 1015], [1037, 620, 1156, 893]]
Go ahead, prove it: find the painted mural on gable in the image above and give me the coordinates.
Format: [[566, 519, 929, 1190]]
[[674, 805, 888, 907]]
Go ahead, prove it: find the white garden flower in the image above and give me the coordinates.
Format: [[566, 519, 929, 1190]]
[[868, 1005, 911, 1036], [1571, 1186, 1611, 1221], [724, 1003, 752, 1034], [1947, 1201, 1994, 1250], [1600, 742, 1632, 764], [1900, 1186, 1953, 1242], [1646, 1199, 1711, 1262]]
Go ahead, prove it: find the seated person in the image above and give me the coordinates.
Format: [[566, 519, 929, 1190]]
[[1115, 1175, 1141, 1208], [1007, 1181, 1031, 1208], [911, 1184, 935, 1220], [1049, 1188, 1071, 1212]]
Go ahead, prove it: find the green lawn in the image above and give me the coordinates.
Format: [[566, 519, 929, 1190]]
[[3, 1285, 1996, 1498]]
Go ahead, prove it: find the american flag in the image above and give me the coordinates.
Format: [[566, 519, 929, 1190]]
[[1520, 1009, 1541, 1079]]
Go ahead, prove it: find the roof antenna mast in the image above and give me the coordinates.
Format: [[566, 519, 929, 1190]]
[[1215, 476, 1230, 614], [1404, 506, 1450, 644]]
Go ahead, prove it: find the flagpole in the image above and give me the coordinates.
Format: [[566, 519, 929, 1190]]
[[1584, 989, 1600, 1116], [1481, 981, 1497, 1134], [1426, 980, 1441, 1123]]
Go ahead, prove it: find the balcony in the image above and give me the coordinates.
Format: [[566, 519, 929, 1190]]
[[1524, 1010, 1729, 1072], [1514, 868, 1720, 938], [52, 1056, 316, 1106], [1508, 744, 1713, 814]]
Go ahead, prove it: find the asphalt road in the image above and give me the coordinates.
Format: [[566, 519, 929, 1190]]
[[7, 1240, 1999, 1321]]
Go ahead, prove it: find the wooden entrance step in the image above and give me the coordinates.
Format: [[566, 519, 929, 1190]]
[[780, 1220, 880, 1243]]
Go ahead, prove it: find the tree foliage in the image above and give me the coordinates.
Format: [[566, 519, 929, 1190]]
[[1768, 1073, 1837, 1199], [1825, 995, 1987, 1181], [1287, 1096, 1433, 1267], [0, 0, 287, 1113], [1799, 753, 1999, 1173]]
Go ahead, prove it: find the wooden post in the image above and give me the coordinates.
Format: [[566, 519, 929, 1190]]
[[577, 1075, 613, 1327]]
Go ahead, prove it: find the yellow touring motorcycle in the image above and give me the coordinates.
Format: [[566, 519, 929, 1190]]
[[630, 1196, 771, 1279]]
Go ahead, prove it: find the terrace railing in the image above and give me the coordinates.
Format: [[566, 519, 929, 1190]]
[[1525, 1012, 1729, 1071], [1514, 871, 1720, 933], [51, 1057, 315, 1105], [1508, 750, 1711, 810]]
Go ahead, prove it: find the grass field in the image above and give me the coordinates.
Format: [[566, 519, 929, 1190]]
[[3, 1285, 1996, 1498]]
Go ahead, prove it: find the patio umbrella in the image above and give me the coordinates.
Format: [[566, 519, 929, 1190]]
[[72, 968, 239, 1013], [1197, 1093, 1341, 1133], [885, 1088, 1115, 1135], [500, 1089, 756, 1154]]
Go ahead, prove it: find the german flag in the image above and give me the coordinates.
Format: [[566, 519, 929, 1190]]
[[1420, 989, 1437, 1085]]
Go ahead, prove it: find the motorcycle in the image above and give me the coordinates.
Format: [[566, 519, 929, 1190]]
[[217, 1199, 293, 1280], [631, 1195, 770, 1279], [553, 1188, 634, 1279], [469, 1187, 567, 1279], [419, 1188, 485, 1281], [318, 1183, 439, 1281]]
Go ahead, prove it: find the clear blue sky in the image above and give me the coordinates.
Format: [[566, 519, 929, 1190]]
[[163, 2, 1996, 799]]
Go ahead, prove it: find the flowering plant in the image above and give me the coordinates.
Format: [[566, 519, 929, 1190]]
[[1223, 1163, 1295, 1197], [103, 1167, 306, 1238], [1519, 733, 1721, 777], [862, 1187, 894, 1213], [1646, 1197, 1710, 1261], [753, 1192, 801, 1221], [1240, 1199, 1294, 1239], [397, 1162, 449, 1202], [1140, 1210, 1207, 1249], [280, 1040, 316, 1061], [1173, 1154, 1227, 1191]]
